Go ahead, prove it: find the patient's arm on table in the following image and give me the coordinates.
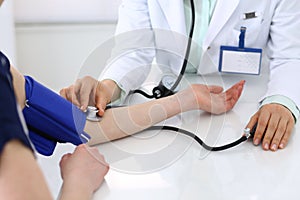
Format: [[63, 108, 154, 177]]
[[86, 81, 245, 146], [10, 66, 244, 146]]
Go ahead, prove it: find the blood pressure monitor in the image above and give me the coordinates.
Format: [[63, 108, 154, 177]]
[[152, 75, 179, 99]]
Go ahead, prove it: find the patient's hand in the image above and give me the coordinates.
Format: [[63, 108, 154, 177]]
[[59, 144, 109, 199], [177, 80, 245, 114]]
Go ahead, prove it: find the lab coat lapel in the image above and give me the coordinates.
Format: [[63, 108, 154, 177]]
[[203, 0, 240, 49], [156, 0, 187, 35]]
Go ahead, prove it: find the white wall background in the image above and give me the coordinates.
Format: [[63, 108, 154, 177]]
[[0, 0, 16, 64], [16, 23, 116, 91], [14, 0, 121, 23], [14, 0, 120, 91]]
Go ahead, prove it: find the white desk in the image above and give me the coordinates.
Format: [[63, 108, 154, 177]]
[[91, 72, 300, 200]]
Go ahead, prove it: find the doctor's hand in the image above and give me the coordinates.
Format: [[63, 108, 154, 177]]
[[178, 80, 245, 114], [60, 76, 121, 116], [246, 104, 295, 151]]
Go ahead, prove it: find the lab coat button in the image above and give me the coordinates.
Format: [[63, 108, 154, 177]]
[[207, 46, 211, 50]]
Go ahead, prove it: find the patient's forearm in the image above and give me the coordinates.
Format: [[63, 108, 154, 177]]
[[86, 93, 191, 146], [8, 66, 195, 146]]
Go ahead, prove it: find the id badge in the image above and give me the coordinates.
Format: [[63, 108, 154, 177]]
[[218, 27, 262, 75], [219, 46, 262, 75]]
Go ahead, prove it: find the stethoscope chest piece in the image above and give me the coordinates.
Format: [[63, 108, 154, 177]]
[[86, 106, 102, 122]]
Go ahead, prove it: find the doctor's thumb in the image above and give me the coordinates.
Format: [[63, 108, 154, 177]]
[[96, 100, 107, 117]]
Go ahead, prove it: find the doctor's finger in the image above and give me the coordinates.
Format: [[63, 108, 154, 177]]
[[253, 112, 270, 147], [74, 80, 83, 96], [262, 114, 280, 150], [262, 114, 280, 151], [78, 83, 95, 111], [60, 87, 81, 107], [95, 100, 107, 117], [95, 92, 109, 117], [279, 120, 294, 149], [269, 118, 287, 151], [59, 88, 67, 99], [245, 113, 258, 137]]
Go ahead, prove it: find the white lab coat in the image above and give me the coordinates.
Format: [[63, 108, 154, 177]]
[[102, 0, 300, 107]]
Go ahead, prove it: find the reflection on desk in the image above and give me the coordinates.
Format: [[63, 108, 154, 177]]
[[92, 74, 300, 200]]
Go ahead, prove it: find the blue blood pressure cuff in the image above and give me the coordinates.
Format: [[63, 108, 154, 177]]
[[23, 76, 91, 156], [0, 51, 33, 153]]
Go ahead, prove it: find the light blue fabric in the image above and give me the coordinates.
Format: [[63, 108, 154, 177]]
[[184, 0, 217, 73]]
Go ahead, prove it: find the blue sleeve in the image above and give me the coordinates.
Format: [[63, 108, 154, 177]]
[[0, 51, 33, 153]]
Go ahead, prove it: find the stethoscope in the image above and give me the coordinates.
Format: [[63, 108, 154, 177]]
[[86, 0, 256, 151], [133, 0, 196, 99]]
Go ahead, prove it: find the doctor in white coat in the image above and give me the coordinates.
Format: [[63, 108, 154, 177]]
[[61, 0, 300, 151]]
